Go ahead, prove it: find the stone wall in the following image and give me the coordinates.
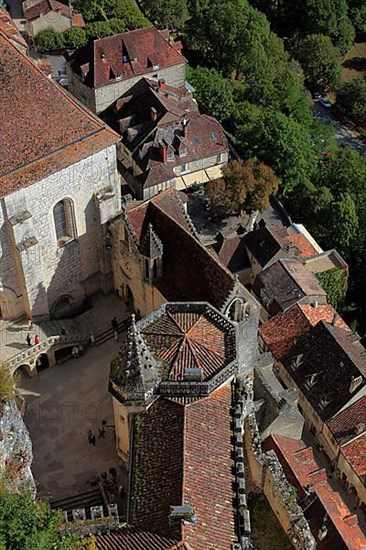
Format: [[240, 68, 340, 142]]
[[67, 64, 187, 114], [0, 399, 35, 494], [243, 411, 316, 550], [0, 145, 121, 319]]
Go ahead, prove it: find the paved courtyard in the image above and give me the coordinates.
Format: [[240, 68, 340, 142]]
[[18, 337, 127, 502]]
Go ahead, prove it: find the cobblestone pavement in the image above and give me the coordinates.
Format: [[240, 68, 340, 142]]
[[0, 292, 127, 363], [18, 337, 128, 502]]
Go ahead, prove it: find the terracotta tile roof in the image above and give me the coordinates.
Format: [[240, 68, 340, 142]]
[[282, 321, 366, 420], [0, 34, 119, 196], [130, 386, 237, 549], [253, 258, 327, 316], [327, 396, 366, 445], [0, 7, 27, 49], [341, 433, 366, 482], [71, 27, 185, 89], [287, 232, 318, 259], [23, 0, 70, 22], [125, 189, 234, 310], [141, 305, 236, 381], [71, 12, 85, 27], [95, 527, 185, 549], [259, 303, 350, 360], [265, 434, 366, 550]]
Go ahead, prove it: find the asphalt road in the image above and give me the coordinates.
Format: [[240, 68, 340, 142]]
[[313, 102, 366, 157]]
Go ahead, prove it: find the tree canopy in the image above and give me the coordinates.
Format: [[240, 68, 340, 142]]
[[205, 159, 279, 216], [140, 0, 188, 29], [293, 34, 342, 91], [336, 78, 366, 126], [35, 27, 64, 50]]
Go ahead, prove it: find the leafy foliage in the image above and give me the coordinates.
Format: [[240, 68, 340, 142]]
[[35, 27, 64, 50], [0, 363, 19, 405], [305, 0, 355, 54], [205, 159, 278, 216], [63, 27, 87, 48], [141, 0, 188, 30], [73, 0, 149, 29], [317, 268, 348, 309], [186, 66, 236, 122], [293, 34, 342, 91], [0, 487, 77, 549], [336, 78, 366, 126]]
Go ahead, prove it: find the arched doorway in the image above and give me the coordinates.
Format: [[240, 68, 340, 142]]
[[51, 295, 74, 320], [35, 353, 49, 372]]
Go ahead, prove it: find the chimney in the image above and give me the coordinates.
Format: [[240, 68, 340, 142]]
[[182, 116, 189, 137], [159, 141, 167, 163], [158, 79, 167, 90], [349, 375, 363, 394], [332, 312, 337, 326], [151, 107, 157, 122]]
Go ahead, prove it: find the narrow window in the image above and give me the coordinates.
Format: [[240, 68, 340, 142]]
[[53, 199, 75, 245]]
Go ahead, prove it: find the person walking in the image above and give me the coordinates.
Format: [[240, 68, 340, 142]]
[[111, 317, 119, 341], [27, 317, 33, 330], [34, 335, 39, 345], [26, 333, 32, 346], [88, 429, 96, 446], [98, 424, 105, 439]]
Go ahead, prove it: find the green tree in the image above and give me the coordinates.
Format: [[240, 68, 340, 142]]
[[186, 66, 235, 122], [336, 79, 366, 126], [63, 27, 87, 48], [305, 0, 355, 54], [85, 20, 113, 38], [0, 487, 76, 549], [317, 267, 347, 309], [239, 110, 316, 194], [0, 363, 19, 405], [294, 34, 341, 91], [112, 0, 150, 29], [72, 0, 116, 21], [141, 0, 188, 29], [349, 1, 366, 34], [319, 147, 366, 200], [325, 192, 359, 255], [35, 27, 64, 50], [205, 159, 279, 216]]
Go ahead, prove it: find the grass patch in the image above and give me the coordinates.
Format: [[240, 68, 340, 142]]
[[248, 496, 292, 550], [342, 41, 366, 82]]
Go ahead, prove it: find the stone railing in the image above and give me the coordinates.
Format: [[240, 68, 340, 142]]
[[8, 333, 90, 373]]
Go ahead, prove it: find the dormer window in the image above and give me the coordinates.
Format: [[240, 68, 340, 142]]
[[179, 147, 187, 158], [122, 55, 128, 63], [152, 64, 160, 70]]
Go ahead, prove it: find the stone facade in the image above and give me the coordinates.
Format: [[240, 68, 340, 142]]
[[0, 145, 121, 320], [67, 64, 186, 115], [26, 12, 71, 37]]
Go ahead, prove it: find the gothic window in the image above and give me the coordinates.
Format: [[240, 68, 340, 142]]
[[53, 199, 76, 245]]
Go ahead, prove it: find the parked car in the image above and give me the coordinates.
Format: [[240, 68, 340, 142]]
[[320, 96, 332, 108]]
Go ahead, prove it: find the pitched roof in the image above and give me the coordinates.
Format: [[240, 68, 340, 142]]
[[0, 7, 27, 49], [244, 224, 318, 267], [211, 234, 250, 273], [327, 396, 366, 445], [125, 189, 235, 310], [130, 386, 237, 549], [265, 434, 366, 550], [95, 527, 186, 549], [259, 303, 350, 360], [282, 321, 366, 420], [71, 27, 185, 89], [0, 33, 119, 196], [111, 79, 228, 189], [341, 432, 366, 482], [140, 223, 163, 258], [23, 0, 70, 22], [254, 259, 326, 313]]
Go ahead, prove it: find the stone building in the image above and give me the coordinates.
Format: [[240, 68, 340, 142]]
[[109, 301, 259, 549], [22, 0, 84, 38], [66, 27, 186, 114], [0, 33, 120, 320], [105, 77, 229, 199]]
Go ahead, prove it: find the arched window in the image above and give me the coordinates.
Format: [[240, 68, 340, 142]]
[[53, 199, 76, 245]]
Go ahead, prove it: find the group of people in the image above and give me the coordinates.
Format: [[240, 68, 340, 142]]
[[25, 317, 39, 346], [88, 421, 107, 446]]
